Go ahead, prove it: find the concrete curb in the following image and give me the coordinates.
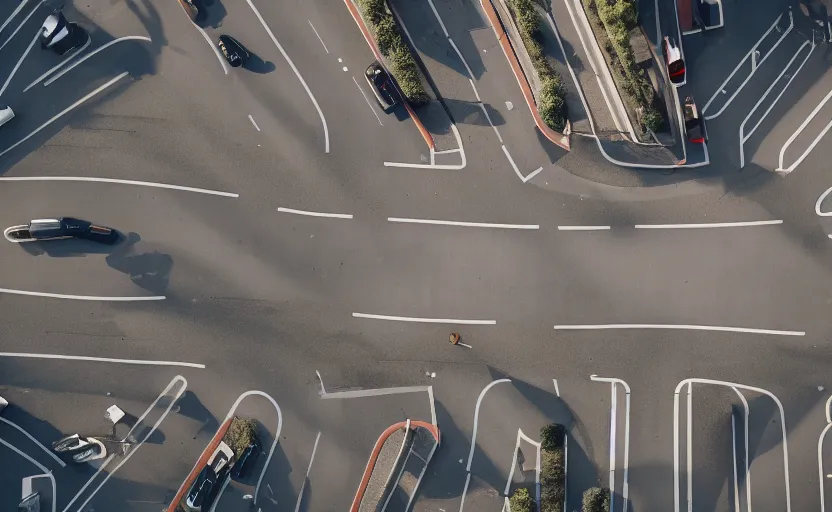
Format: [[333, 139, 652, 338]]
[[479, 0, 571, 151], [341, 0, 436, 151], [165, 417, 233, 512]]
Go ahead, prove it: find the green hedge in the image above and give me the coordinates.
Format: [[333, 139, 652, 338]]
[[582, 487, 610, 512], [509, 488, 535, 512], [506, 0, 568, 132], [356, 0, 429, 106], [539, 423, 566, 512], [223, 417, 257, 457]]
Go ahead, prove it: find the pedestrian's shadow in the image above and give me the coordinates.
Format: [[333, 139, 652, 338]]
[[105, 232, 173, 294]]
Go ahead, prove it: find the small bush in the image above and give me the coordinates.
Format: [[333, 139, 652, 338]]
[[509, 488, 535, 512], [582, 487, 610, 512], [540, 423, 566, 452], [641, 107, 663, 133], [539, 448, 564, 512], [539, 77, 567, 132], [223, 417, 257, 457]]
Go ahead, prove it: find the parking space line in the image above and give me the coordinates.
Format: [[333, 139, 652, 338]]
[[23, 36, 91, 92], [635, 220, 782, 229], [43, 37, 152, 87], [467, 379, 511, 472], [0, 0, 44, 52], [0, 416, 66, 467], [0, 0, 31, 36], [0, 29, 39, 98], [0, 438, 56, 512], [308, 21, 329, 53], [388, 216, 538, 230], [0, 176, 239, 197], [555, 324, 804, 336], [0, 287, 164, 301], [294, 431, 322, 512], [0, 351, 205, 368], [352, 76, 383, 126], [732, 387, 752, 511], [277, 207, 352, 219], [353, 312, 496, 325], [591, 375, 630, 512]]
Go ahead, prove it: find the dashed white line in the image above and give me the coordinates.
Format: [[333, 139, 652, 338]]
[[0, 29, 39, 98], [353, 312, 496, 325], [387, 217, 538, 230], [43, 36, 153, 87], [352, 76, 383, 126], [0, 176, 239, 197], [277, 207, 352, 219], [248, 114, 261, 131], [554, 324, 804, 336], [634, 220, 783, 229], [308, 20, 329, 53], [0, 351, 205, 368], [0, 72, 129, 159], [558, 225, 611, 231], [0, 287, 164, 301], [24, 36, 91, 92], [247, 0, 329, 153]]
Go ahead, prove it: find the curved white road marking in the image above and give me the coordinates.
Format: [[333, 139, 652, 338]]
[[388, 217, 538, 230], [0, 72, 129, 158], [554, 324, 804, 336], [0, 351, 204, 368], [277, 207, 352, 219], [0, 416, 66, 467], [0, 0, 44, 52], [245, 0, 329, 153], [178, 9, 229, 76], [466, 378, 511, 472], [0, 287, 164, 301], [43, 37, 152, 87], [24, 36, 92, 92], [0, 176, 238, 197], [635, 220, 783, 229], [353, 312, 496, 325], [0, 438, 56, 512], [0, 29, 39, 98], [0, 0, 31, 36], [63, 375, 187, 512], [591, 375, 630, 512], [817, 188, 832, 216], [673, 378, 790, 512]]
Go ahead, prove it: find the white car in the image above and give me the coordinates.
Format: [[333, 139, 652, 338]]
[[0, 105, 14, 128]]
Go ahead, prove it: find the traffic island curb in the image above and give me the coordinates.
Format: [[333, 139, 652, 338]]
[[480, 0, 571, 151]]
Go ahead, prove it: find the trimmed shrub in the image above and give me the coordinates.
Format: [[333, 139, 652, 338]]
[[223, 417, 257, 457], [539, 423, 567, 512], [540, 423, 566, 452], [641, 107, 663, 133], [509, 488, 535, 512], [582, 487, 610, 512]]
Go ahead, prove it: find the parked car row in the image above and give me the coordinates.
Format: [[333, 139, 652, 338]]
[[184, 433, 261, 511], [660, 36, 707, 146]]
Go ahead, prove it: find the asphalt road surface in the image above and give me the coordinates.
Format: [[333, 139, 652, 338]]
[[2, 0, 832, 511]]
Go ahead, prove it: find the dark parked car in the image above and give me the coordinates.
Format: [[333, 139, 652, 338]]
[[231, 434, 261, 480], [40, 12, 88, 56], [683, 96, 707, 144], [185, 466, 219, 511], [4, 218, 119, 244], [218, 35, 250, 68], [662, 36, 685, 86], [365, 62, 398, 110]]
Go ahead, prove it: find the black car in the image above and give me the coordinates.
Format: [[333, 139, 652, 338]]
[[365, 62, 398, 110], [231, 434, 261, 480], [218, 35, 250, 68], [4, 218, 120, 245], [185, 466, 219, 511], [683, 96, 707, 144], [40, 12, 88, 56]]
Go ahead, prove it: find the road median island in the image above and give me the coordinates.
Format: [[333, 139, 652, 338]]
[[480, 0, 571, 150]]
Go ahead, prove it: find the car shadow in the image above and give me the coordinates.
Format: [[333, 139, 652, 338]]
[[104, 232, 174, 294], [243, 50, 275, 74]]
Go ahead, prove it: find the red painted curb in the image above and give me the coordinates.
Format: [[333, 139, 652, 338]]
[[350, 420, 440, 512], [480, 0, 571, 151], [341, 0, 436, 150], [165, 417, 234, 512]]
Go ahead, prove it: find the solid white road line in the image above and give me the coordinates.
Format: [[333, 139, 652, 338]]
[[43, 37, 152, 87], [248, 114, 261, 131], [384, 124, 466, 170], [246, 0, 329, 153], [687, 382, 693, 512], [467, 379, 511, 471], [352, 76, 383, 126], [0, 176, 239, 198], [0, 416, 66, 467], [294, 431, 322, 512], [501, 144, 543, 183], [277, 207, 352, 219], [635, 220, 782, 229], [555, 324, 804, 336], [458, 472, 472, 512], [731, 411, 741, 512], [778, 88, 832, 174], [24, 36, 92, 92], [353, 312, 496, 325], [819, 422, 832, 512], [388, 217, 538, 230], [0, 29, 39, 98], [318, 380, 437, 427], [553, 379, 560, 397], [0, 0, 44, 52], [0, 351, 205, 368], [558, 225, 611, 231], [779, 116, 832, 175], [0, 287, 164, 301], [0, 72, 129, 158], [731, 386, 752, 512], [308, 20, 329, 53], [592, 376, 630, 512], [610, 382, 617, 512], [0, 438, 56, 512], [0, 0, 30, 37]]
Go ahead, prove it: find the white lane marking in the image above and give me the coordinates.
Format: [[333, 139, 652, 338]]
[[24, 36, 91, 92], [43, 37, 152, 87], [74, 376, 188, 512], [673, 378, 790, 512], [384, 124, 466, 169], [0, 351, 205, 368], [555, 324, 804, 336], [819, 394, 832, 512], [0, 72, 129, 158], [317, 377, 437, 427], [687, 382, 693, 512], [427, 386, 437, 427], [63, 375, 187, 512], [192, 21, 229, 75], [0, 0, 44, 52], [467, 379, 512, 471], [458, 472, 471, 512], [553, 379, 560, 397], [501, 144, 543, 183], [353, 312, 496, 325], [703, 12, 792, 120], [0, 29, 39, 98], [351, 76, 383, 126], [778, 89, 832, 174], [592, 375, 630, 512], [277, 207, 352, 219], [0, 416, 66, 467], [610, 382, 617, 511], [209, 479, 230, 512], [731, 409, 741, 512], [0, 439, 56, 512], [426, 0, 450, 37], [0, 176, 239, 198], [0, 0, 31, 37], [308, 20, 329, 53], [634, 220, 782, 229], [246, 0, 329, 153], [0, 287, 164, 301], [731, 387, 752, 512], [505, 429, 540, 496], [388, 217, 538, 230], [248, 114, 261, 131], [740, 41, 814, 167], [558, 225, 611, 231]]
